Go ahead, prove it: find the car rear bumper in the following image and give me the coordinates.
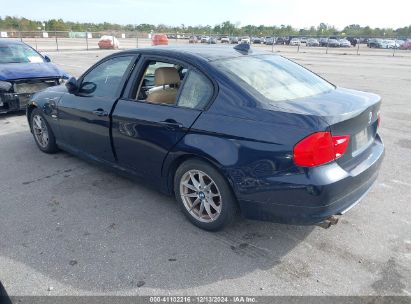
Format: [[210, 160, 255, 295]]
[[236, 134, 384, 225]]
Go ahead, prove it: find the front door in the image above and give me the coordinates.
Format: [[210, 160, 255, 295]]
[[112, 57, 215, 183], [58, 55, 136, 161]]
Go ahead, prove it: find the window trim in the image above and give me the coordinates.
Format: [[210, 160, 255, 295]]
[[122, 55, 217, 111]]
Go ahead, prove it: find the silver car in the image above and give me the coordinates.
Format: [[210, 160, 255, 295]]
[[307, 38, 319, 47], [339, 39, 351, 47]]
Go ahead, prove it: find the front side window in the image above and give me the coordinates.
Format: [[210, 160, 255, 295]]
[[80, 56, 134, 98], [213, 55, 334, 103], [0, 44, 44, 64]]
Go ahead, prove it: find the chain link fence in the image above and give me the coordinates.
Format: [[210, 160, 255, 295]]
[[0, 30, 410, 57]]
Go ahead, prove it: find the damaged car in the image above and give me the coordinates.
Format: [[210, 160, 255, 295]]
[[0, 39, 69, 114]]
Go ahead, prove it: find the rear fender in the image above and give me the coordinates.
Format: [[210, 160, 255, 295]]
[[162, 132, 298, 198]]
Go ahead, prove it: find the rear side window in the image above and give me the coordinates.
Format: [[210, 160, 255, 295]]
[[177, 70, 213, 109], [213, 55, 334, 103], [80, 56, 134, 98]]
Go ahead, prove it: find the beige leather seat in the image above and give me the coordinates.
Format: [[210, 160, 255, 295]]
[[146, 67, 180, 104]]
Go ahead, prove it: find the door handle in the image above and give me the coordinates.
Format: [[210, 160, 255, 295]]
[[92, 109, 108, 117], [159, 120, 183, 130]]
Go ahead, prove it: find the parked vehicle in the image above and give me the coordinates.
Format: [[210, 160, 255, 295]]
[[275, 37, 286, 45], [359, 38, 368, 44], [98, 35, 119, 49], [368, 38, 383, 48], [289, 38, 301, 46], [189, 36, 198, 44], [347, 37, 358, 46], [151, 34, 169, 46], [327, 39, 340, 47], [395, 40, 405, 48], [201, 36, 210, 43], [229, 36, 239, 44], [264, 37, 273, 45], [252, 37, 262, 44], [265, 37, 275, 45], [306, 38, 319, 47], [209, 37, 218, 44], [300, 37, 307, 44], [400, 40, 411, 50], [240, 37, 251, 44], [26, 45, 384, 231], [221, 36, 230, 43], [379, 39, 402, 49], [379, 40, 392, 49], [0, 39, 69, 114], [319, 38, 328, 46], [338, 39, 351, 47]]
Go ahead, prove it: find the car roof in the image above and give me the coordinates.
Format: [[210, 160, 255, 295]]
[[123, 45, 270, 62]]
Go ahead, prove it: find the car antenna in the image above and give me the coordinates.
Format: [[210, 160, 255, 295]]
[[233, 43, 252, 55]]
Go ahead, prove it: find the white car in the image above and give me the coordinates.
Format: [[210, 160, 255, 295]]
[[289, 38, 301, 46], [240, 37, 251, 44], [380, 40, 396, 49], [221, 36, 230, 43], [338, 39, 351, 47], [201, 36, 210, 43]]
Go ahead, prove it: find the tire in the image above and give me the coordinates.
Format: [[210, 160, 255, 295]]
[[30, 108, 58, 153], [174, 159, 237, 231]]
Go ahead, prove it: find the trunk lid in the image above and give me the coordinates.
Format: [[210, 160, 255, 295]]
[[273, 88, 381, 169]]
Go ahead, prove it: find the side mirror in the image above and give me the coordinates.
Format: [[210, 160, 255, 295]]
[[65, 77, 78, 94], [78, 81, 97, 95], [43, 55, 51, 62]]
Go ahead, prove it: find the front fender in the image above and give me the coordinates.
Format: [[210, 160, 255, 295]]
[[26, 88, 65, 136]]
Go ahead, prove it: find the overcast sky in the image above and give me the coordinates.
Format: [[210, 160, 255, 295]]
[[0, 0, 410, 29]]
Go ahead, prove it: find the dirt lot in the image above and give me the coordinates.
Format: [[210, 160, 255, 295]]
[[0, 45, 410, 296]]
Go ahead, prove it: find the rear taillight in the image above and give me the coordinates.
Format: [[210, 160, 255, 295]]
[[293, 132, 350, 167]]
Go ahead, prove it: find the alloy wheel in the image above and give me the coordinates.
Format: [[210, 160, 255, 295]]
[[32, 115, 49, 149], [180, 169, 222, 223]]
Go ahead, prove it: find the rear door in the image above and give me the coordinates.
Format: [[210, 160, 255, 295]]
[[111, 56, 215, 183], [57, 55, 136, 161]]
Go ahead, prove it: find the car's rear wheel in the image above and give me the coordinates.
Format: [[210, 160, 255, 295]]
[[30, 108, 58, 153], [174, 159, 236, 231]]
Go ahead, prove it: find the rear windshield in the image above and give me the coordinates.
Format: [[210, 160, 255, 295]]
[[213, 55, 334, 103], [0, 43, 44, 64]]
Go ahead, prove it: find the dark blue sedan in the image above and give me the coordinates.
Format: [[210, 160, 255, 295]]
[[0, 39, 68, 114], [26, 45, 384, 231]]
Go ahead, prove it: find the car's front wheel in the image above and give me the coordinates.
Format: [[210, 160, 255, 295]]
[[30, 108, 58, 153], [174, 159, 237, 231]]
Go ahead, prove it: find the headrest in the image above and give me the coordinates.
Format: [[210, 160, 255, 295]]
[[155, 67, 180, 86]]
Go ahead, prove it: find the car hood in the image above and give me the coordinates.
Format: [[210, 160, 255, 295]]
[[0, 62, 69, 81]]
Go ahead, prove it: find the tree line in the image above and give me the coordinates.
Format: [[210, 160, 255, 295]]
[[1, 16, 410, 37]]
